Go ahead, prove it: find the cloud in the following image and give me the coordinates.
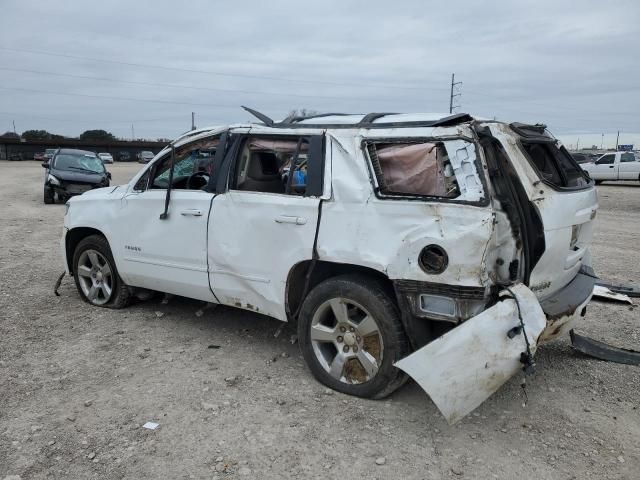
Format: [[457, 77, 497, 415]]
[[0, 0, 638, 141]]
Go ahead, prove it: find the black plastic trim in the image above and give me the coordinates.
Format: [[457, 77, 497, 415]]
[[539, 266, 595, 320], [394, 279, 486, 300]]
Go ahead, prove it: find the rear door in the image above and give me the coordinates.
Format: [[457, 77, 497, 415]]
[[618, 152, 640, 180], [208, 132, 326, 320]]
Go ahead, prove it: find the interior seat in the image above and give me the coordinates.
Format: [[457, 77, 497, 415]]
[[239, 151, 284, 193]]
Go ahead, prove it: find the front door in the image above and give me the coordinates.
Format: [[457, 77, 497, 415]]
[[208, 132, 326, 320], [113, 133, 222, 301], [589, 153, 617, 180]]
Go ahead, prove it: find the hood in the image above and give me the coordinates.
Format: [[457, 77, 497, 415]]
[[78, 186, 116, 197], [50, 167, 108, 184]]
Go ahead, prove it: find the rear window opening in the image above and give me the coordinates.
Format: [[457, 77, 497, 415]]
[[366, 141, 460, 198], [520, 141, 589, 189]]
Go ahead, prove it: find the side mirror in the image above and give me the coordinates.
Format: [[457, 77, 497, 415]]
[[41, 162, 48, 168]]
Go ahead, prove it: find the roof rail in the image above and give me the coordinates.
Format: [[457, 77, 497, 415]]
[[358, 112, 398, 124], [239, 106, 473, 129], [282, 112, 356, 123], [242, 106, 274, 126]]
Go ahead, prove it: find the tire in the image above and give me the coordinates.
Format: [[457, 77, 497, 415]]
[[594, 180, 602, 185], [298, 274, 409, 399], [43, 186, 55, 204], [72, 234, 130, 309]]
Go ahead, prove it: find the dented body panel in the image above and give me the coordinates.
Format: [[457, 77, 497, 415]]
[[61, 112, 599, 421]]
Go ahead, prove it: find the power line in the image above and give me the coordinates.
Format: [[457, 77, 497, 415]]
[[0, 66, 410, 103], [0, 110, 191, 125], [0, 85, 254, 109], [0, 46, 440, 92]]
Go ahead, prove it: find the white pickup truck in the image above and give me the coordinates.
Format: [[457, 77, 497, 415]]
[[580, 151, 640, 184], [61, 111, 598, 422]]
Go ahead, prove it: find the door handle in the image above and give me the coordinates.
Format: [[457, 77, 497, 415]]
[[275, 215, 307, 225], [609, 166, 614, 168], [180, 209, 203, 216]]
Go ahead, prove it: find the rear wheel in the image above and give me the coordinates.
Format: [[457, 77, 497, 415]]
[[298, 275, 409, 399], [72, 235, 130, 309]]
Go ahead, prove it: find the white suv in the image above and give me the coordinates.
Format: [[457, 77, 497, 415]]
[[61, 110, 598, 422]]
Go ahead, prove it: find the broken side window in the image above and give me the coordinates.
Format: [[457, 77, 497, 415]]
[[151, 138, 220, 190], [233, 136, 310, 195], [366, 139, 485, 202], [520, 142, 589, 189]]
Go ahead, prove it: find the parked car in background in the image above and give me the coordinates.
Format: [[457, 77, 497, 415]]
[[98, 152, 114, 164], [60, 112, 598, 423], [118, 151, 131, 162], [570, 152, 590, 164], [33, 152, 45, 162], [137, 150, 154, 163], [44, 149, 57, 162], [42, 149, 111, 204], [580, 151, 640, 184], [8, 152, 23, 161]]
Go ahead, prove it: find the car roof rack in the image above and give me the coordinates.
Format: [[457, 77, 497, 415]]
[[241, 106, 473, 129], [282, 112, 356, 123], [242, 106, 275, 126]]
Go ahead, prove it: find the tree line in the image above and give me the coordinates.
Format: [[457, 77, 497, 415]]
[[1, 129, 116, 141]]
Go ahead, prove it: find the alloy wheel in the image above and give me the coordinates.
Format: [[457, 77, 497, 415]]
[[310, 298, 383, 384], [76, 249, 113, 305]]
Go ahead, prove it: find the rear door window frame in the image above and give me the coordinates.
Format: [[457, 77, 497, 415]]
[[218, 133, 325, 198]]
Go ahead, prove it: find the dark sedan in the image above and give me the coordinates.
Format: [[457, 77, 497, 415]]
[[42, 149, 111, 204]]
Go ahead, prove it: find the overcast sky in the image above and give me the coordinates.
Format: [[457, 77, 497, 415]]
[[1, 0, 638, 148]]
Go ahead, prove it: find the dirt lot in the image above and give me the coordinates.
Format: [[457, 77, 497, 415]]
[[1, 160, 638, 479]]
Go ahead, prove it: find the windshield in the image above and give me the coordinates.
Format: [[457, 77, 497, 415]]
[[142, 151, 153, 157], [53, 153, 105, 173]]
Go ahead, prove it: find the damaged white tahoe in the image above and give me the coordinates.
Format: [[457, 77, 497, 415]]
[[61, 111, 598, 422]]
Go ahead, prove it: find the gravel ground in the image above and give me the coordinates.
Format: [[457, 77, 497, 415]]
[[0, 161, 638, 480]]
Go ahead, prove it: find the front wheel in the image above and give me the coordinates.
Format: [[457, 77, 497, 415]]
[[43, 186, 54, 204], [298, 275, 409, 399], [72, 235, 130, 309]]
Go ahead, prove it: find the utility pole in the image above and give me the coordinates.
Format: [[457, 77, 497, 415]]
[[576, 138, 580, 150], [601, 133, 604, 150], [615, 130, 620, 151], [449, 73, 462, 114], [191, 112, 196, 131], [12, 120, 16, 135], [131, 124, 135, 140]]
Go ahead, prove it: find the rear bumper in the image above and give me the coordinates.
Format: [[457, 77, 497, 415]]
[[538, 266, 595, 341]]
